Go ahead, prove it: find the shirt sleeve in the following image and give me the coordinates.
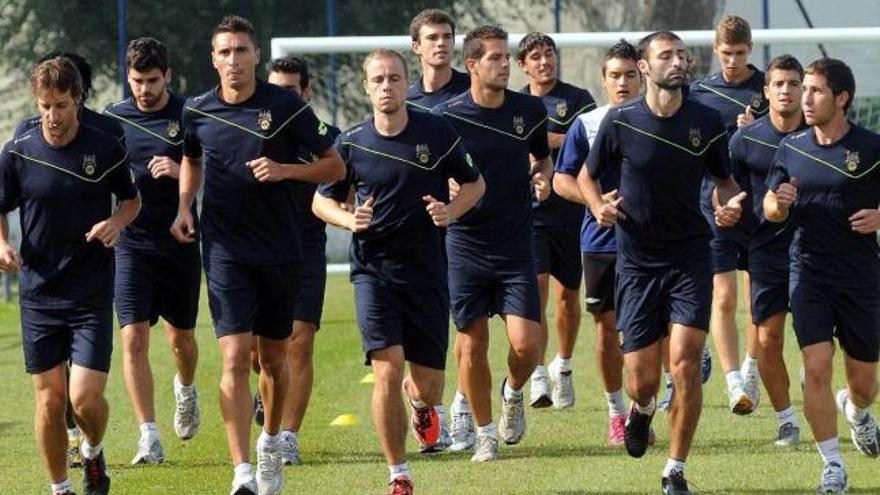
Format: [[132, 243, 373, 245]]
[[728, 129, 750, 193], [285, 96, 334, 157], [182, 104, 202, 159], [586, 110, 619, 180], [706, 119, 731, 180], [554, 119, 589, 176], [107, 142, 138, 201], [0, 143, 21, 213], [316, 134, 353, 202], [440, 124, 480, 185], [765, 143, 790, 193], [528, 104, 551, 161]]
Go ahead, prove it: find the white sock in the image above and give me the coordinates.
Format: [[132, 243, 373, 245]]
[[410, 397, 428, 409], [662, 458, 686, 477], [234, 462, 252, 479], [50, 478, 73, 494], [389, 462, 411, 482], [258, 430, 280, 447], [634, 397, 656, 416], [453, 390, 469, 407], [80, 440, 102, 460], [725, 370, 743, 391], [503, 379, 523, 401], [476, 422, 497, 438], [532, 364, 547, 378], [555, 355, 572, 371], [845, 399, 870, 424], [66, 427, 80, 439], [175, 373, 195, 392], [776, 407, 799, 428], [664, 371, 673, 387], [741, 356, 759, 376], [139, 422, 158, 441], [605, 389, 626, 417], [280, 430, 297, 442], [816, 437, 844, 466]]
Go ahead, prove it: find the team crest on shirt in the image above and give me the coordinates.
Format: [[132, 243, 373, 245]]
[[845, 150, 860, 172], [166, 120, 180, 138], [555, 101, 568, 118], [513, 116, 525, 135], [257, 109, 273, 131], [750, 93, 763, 110], [318, 121, 328, 136], [82, 154, 97, 176], [416, 144, 431, 164], [689, 127, 702, 148]]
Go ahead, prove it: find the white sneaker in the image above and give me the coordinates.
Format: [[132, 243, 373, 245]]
[[230, 473, 258, 495], [256, 436, 284, 495], [280, 431, 301, 466], [174, 374, 200, 440], [741, 367, 761, 413], [529, 366, 552, 408], [837, 388, 880, 457], [131, 436, 165, 465], [499, 379, 526, 445], [548, 358, 575, 409], [470, 430, 499, 462], [729, 379, 753, 416], [448, 397, 475, 451]]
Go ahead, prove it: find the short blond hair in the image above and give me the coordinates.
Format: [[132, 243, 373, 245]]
[[361, 49, 408, 80]]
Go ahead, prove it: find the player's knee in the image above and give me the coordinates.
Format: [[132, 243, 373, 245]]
[[169, 331, 196, 358], [671, 357, 701, 388], [222, 350, 252, 377], [848, 374, 879, 403], [35, 387, 67, 418], [69, 386, 102, 415], [122, 330, 149, 358], [712, 289, 737, 314], [803, 358, 832, 389], [596, 326, 619, 352], [758, 329, 783, 354], [459, 334, 489, 358]]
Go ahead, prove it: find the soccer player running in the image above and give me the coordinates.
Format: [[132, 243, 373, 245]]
[[313, 48, 484, 495], [582, 32, 745, 494], [103, 37, 202, 465], [264, 55, 340, 465], [171, 15, 344, 495], [554, 39, 641, 444], [729, 54, 807, 446], [764, 58, 880, 494], [516, 32, 596, 409], [406, 9, 471, 112], [689, 15, 768, 414], [433, 25, 552, 462], [0, 57, 141, 495]]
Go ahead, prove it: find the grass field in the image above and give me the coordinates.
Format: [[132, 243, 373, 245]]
[[0, 273, 878, 494]]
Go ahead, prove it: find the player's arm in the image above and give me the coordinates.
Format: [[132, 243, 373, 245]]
[[171, 155, 202, 243], [86, 194, 142, 248], [529, 154, 553, 202], [0, 215, 21, 272], [578, 165, 623, 227], [763, 146, 796, 223], [248, 146, 345, 184], [425, 175, 485, 227], [553, 171, 583, 204], [0, 147, 20, 271], [312, 190, 372, 233], [547, 132, 566, 150], [553, 122, 590, 205], [712, 177, 746, 227]]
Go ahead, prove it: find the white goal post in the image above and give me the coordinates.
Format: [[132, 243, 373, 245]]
[[272, 27, 880, 56]]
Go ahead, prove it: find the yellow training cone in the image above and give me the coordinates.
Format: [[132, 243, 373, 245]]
[[360, 373, 375, 384], [330, 414, 360, 426]]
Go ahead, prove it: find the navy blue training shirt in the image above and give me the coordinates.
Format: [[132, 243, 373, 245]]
[[183, 80, 334, 264], [522, 80, 596, 227], [16, 107, 125, 142], [729, 115, 807, 260], [555, 105, 617, 254], [0, 125, 138, 309], [292, 123, 340, 246], [406, 69, 471, 112], [433, 90, 550, 255], [587, 95, 730, 271], [318, 109, 480, 287], [766, 124, 880, 288], [105, 93, 197, 251]]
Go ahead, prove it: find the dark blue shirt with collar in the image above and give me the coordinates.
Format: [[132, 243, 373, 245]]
[[587, 95, 730, 272], [406, 69, 471, 112], [291, 123, 341, 247], [105, 93, 197, 252], [183, 80, 334, 264], [433, 89, 550, 257], [766, 124, 880, 288], [318, 109, 480, 287], [0, 124, 138, 309]]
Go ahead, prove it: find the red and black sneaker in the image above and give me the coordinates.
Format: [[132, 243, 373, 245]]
[[388, 475, 414, 495], [411, 403, 440, 448], [82, 451, 110, 495]]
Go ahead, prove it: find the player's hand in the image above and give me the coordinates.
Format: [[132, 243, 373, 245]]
[[736, 106, 754, 128], [148, 155, 181, 179], [592, 190, 626, 228], [776, 177, 798, 209], [849, 209, 880, 234], [423, 195, 449, 227], [86, 218, 123, 248], [0, 242, 21, 272], [448, 178, 461, 202], [247, 157, 287, 182], [715, 191, 747, 227], [533, 172, 550, 201], [170, 209, 197, 244], [349, 196, 374, 233]]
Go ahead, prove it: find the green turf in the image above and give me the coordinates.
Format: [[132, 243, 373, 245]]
[[0, 273, 878, 494]]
